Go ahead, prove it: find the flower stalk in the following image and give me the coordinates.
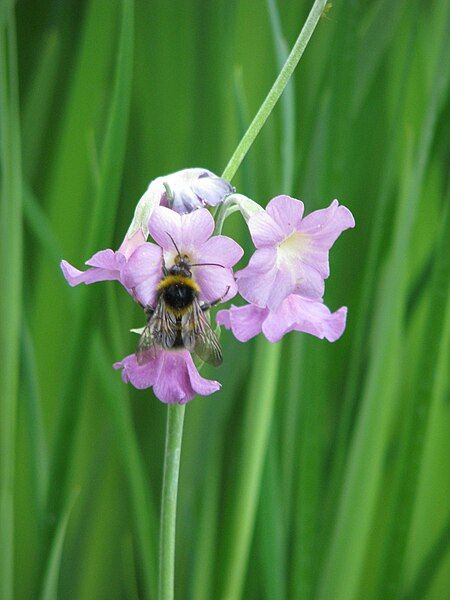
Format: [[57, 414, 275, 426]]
[[159, 404, 186, 600]]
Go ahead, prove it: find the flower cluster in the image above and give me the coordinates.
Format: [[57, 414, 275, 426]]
[[61, 169, 354, 403]]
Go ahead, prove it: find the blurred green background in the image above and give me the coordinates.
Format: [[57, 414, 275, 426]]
[[1, 0, 449, 598]]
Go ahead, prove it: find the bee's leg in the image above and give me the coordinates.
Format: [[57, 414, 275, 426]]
[[144, 305, 155, 319], [200, 286, 230, 312]]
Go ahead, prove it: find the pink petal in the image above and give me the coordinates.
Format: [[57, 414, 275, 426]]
[[121, 243, 163, 306], [113, 352, 161, 389], [180, 209, 215, 248], [266, 195, 304, 236], [262, 295, 347, 342], [148, 206, 182, 251], [85, 249, 123, 269], [298, 200, 355, 277], [194, 265, 238, 303], [235, 247, 277, 277], [248, 210, 285, 248], [266, 268, 296, 310], [114, 349, 220, 403], [118, 229, 147, 259], [236, 266, 277, 308], [60, 256, 121, 287], [216, 308, 231, 328], [293, 263, 325, 300], [235, 248, 278, 307], [122, 243, 162, 287], [184, 352, 221, 396], [217, 304, 268, 342], [197, 235, 243, 268], [153, 351, 195, 403]]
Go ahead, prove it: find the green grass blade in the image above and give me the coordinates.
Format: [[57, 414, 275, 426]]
[[40, 487, 79, 600], [23, 186, 63, 268], [403, 513, 450, 600], [322, 4, 418, 525], [318, 16, 449, 589], [48, 0, 134, 515], [22, 30, 60, 180], [266, 0, 296, 192], [189, 441, 221, 600], [222, 0, 327, 181], [256, 440, 286, 600], [219, 339, 281, 600], [0, 7, 23, 599], [30, 0, 121, 469], [351, 0, 406, 115], [20, 323, 49, 522], [374, 201, 450, 597]]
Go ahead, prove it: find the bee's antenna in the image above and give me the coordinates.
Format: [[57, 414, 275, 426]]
[[190, 262, 225, 268], [165, 231, 181, 256]]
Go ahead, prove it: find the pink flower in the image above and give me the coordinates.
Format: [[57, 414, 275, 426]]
[[123, 206, 243, 307], [114, 349, 220, 404], [235, 196, 355, 310], [217, 295, 347, 343], [60, 248, 128, 288]]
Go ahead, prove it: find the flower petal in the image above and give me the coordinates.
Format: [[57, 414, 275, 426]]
[[248, 210, 285, 248], [235, 248, 278, 307], [266, 195, 304, 236], [197, 235, 243, 268], [148, 206, 182, 250], [121, 243, 163, 306], [298, 200, 355, 277], [217, 304, 268, 342], [180, 208, 215, 248], [171, 188, 203, 214], [113, 352, 160, 389], [184, 352, 221, 395], [235, 247, 277, 276], [266, 267, 296, 310], [190, 171, 233, 206], [122, 243, 162, 287], [262, 295, 347, 342], [114, 348, 220, 403], [194, 265, 238, 303], [236, 268, 277, 308], [293, 263, 325, 300], [118, 229, 147, 259], [85, 249, 123, 269], [60, 249, 124, 287], [153, 351, 195, 403]]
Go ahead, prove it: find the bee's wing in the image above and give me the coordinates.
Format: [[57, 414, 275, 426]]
[[182, 300, 223, 367], [136, 298, 177, 364], [136, 323, 158, 364]]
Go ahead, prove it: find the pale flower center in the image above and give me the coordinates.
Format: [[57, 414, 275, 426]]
[[276, 232, 310, 271]]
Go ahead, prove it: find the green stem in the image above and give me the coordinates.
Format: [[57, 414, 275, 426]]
[[159, 404, 186, 600], [221, 0, 327, 182]]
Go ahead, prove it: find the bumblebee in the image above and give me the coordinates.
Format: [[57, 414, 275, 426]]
[[137, 235, 227, 367]]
